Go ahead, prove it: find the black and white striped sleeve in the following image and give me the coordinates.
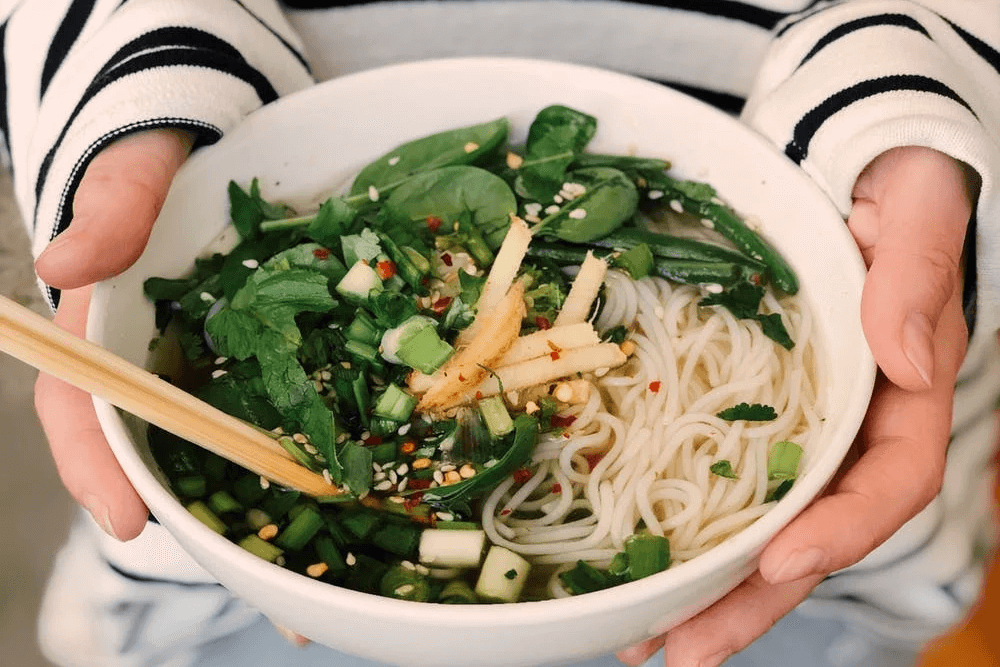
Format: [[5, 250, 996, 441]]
[[0, 0, 314, 306], [742, 0, 1000, 213]]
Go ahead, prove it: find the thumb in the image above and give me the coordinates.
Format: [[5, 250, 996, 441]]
[[35, 128, 193, 289], [849, 147, 974, 391]]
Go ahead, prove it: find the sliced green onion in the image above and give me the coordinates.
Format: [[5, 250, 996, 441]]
[[767, 441, 803, 480]]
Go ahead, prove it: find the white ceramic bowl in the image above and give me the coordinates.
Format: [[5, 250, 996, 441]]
[[89, 58, 875, 667]]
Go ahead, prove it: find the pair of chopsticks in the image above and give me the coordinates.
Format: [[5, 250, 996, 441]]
[[0, 294, 340, 497]]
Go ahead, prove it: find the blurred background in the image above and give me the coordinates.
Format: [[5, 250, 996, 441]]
[[0, 166, 995, 667]]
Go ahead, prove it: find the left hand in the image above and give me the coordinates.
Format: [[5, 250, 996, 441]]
[[617, 146, 976, 667]]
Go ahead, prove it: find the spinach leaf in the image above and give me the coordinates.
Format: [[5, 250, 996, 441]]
[[518, 105, 597, 201], [350, 117, 510, 197], [305, 196, 361, 248], [383, 165, 517, 250], [532, 167, 638, 243]]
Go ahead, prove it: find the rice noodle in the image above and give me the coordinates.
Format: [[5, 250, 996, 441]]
[[482, 272, 826, 595]]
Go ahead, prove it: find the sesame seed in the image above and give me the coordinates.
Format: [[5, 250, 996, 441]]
[[568, 208, 587, 220], [439, 464, 456, 473], [397, 479, 408, 492], [525, 401, 539, 414], [554, 383, 573, 402], [372, 462, 383, 472], [259, 476, 270, 490], [459, 464, 476, 479], [242, 259, 259, 269], [524, 203, 543, 216], [258, 524, 279, 541], [275, 556, 286, 567], [394, 584, 415, 597], [304, 444, 318, 455], [401, 560, 416, 570], [594, 367, 610, 377], [415, 564, 430, 575], [506, 152, 524, 169], [647, 190, 664, 200], [336, 433, 349, 444], [322, 469, 333, 485], [388, 156, 400, 166], [346, 552, 357, 566], [443, 470, 462, 485], [368, 185, 379, 202], [211, 369, 227, 379], [412, 458, 432, 470], [701, 218, 715, 229], [704, 283, 724, 294], [320, 370, 332, 381], [553, 194, 564, 204], [396, 463, 409, 476], [199, 292, 215, 303], [435, 511, 454, 522], [374, 480, 393, 492], [388, 471, 398, 484], [214, 356, 228, 365], [374, 471, 387, 482], [293, 433, 308, 444], [669, 200, 684, 213], [545, 205, 561, 215], [388, 496, 405, 504], [464, 142, 479, 153], [397, 423, 412, 436], [433, 470, 445, 485]]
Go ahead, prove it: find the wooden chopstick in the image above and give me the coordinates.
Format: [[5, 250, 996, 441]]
[[0, 294, 341, 498]]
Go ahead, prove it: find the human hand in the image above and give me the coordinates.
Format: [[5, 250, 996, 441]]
[[617, 146, 976, 666], [33, 128, 194, 541]]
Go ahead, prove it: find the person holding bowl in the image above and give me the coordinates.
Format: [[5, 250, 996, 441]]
[[2, 1, 996, 666]]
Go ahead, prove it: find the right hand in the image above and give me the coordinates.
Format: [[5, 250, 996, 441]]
[[33, 128, 193, 541]]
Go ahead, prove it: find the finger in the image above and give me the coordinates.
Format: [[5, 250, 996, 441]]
[[759, 286, 966, 586], [34, 128, 193, 289], [849, 146, 972, 391], [617, 572, 824, 667], [34, 286, 148, 540]]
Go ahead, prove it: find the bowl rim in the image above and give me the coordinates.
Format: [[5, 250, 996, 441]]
[[88, 55, 876, 628]]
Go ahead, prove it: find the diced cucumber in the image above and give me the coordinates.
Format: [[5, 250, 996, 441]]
[[418, 528, 487, 569], [474, 546, 531, 603], [335, 261, 383, 302], [396, 325, 454, 374]]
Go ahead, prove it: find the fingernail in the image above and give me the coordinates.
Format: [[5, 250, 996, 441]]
[[902, 312, 934, 388], [766, 546, 827, 584], [82, 494, 121, 541]]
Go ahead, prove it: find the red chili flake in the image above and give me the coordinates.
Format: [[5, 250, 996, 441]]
[[312, 247, 331, 259], [648, 381, 661, 393], [551, 483, 562, 493], [403, 493, 424, 510], [475, 391, 484, 400], [376, 260, 397, 280], [550, 351, 560, 361], [458, 373, 466, 382], [400, 441, 416, 454], [441, 252, 453, 267], [584, 452, 605, 471], [750, 273, 764, 285], [407, 479, 431, 490], [512, 468, 532, 484], [550, 415, 577, 429], [431, 296, 452, 314], [534, 316, 552, 330], [426, 216, 443, 233], [363, 435, 383, 445], [500, 508, 512, 516]]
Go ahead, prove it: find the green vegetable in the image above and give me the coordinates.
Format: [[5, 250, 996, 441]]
[[383, 165, 517, 250], [478, 395, 514, 438], [238, 534, 284, 563], [379, 564, 432, 601], [187, 500, 227, 534], [623, 533, 671, 580], [611, 243, 654, 279], [716, 403, 777, 422], [335, 261, 383, 303], [709, 460, 738, 479], [518, 105, 598, 201], [422, 415, 539, 509], [532, 167, 638, 243], [351, 117, 510, 197], [373, 384, 418, 422], [275, 505, 325, 551], [767, 441, 803, 481]]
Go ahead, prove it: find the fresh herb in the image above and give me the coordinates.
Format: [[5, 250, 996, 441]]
[[709, 460, 738, 479], [716, 402, 777, 422]]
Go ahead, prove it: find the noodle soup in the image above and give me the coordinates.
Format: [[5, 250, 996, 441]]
[[143, 104, 821, 604]]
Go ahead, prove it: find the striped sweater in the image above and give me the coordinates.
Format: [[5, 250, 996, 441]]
[[5, 0, 1000, 660]]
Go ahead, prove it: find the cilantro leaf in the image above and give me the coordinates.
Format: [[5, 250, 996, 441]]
[[758, 313, 795, 350], [341, 228, 382, 267], [700, 280, 764, 320], [709, 460, 738, 479], [716, 402, 777, 422], [306, 196, 360, 248], [228, 178, 293, 240]]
